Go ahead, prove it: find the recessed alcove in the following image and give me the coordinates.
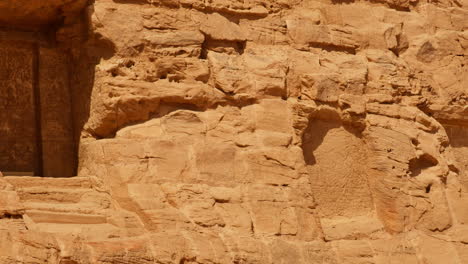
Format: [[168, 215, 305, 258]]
[[0, 35, 76, 177], [0, 0, 89, 177]]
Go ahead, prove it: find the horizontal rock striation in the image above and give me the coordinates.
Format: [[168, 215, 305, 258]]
[[0, 0, 467, 263]]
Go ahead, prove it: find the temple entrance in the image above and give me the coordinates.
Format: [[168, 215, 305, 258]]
[[0, 0, 90, 178], [0, 36, 76, 177]]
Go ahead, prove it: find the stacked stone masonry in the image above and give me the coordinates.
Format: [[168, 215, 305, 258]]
[[0, 0, 467, 263]]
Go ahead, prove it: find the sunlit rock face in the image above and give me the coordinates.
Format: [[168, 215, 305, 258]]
[[0, 0, 467, 263]]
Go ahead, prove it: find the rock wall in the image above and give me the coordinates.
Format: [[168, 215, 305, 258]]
[[0, 0, 467, 263]]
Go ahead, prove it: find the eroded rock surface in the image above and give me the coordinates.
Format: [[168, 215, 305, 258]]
[[0, 0, 467, 263]]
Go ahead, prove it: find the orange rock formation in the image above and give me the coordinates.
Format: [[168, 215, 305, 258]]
[[0, 0, 467, 263]]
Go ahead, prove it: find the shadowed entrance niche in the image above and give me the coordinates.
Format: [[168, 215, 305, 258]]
[[0, 32, 76, 177], [0, 0, 90, 177]]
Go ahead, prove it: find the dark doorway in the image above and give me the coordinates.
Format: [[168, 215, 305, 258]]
[[0, 34, 76, 177]]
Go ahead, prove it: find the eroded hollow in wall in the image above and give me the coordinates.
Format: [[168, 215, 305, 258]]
[[444, 124, 468, 191], [302, 114, 374, 218]]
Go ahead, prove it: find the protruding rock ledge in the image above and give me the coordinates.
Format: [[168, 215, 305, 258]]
[[0, 0, 88, 30]]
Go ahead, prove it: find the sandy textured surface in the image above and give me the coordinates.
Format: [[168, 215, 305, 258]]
[[0, 0, 467, 263]]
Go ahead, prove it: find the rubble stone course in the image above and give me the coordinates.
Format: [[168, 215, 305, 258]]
[[0, 0, 467, 263]]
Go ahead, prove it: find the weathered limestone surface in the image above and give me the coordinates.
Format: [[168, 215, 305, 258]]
[[0, 0, 467, 263]]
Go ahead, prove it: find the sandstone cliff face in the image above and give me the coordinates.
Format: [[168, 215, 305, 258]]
[[0, 0, 467, 263]]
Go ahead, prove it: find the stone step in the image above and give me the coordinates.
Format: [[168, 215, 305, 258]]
[[15, 187, 91, 203], [23, 202, 109, 215], [0, 218, 27, 231], [26, 210, 107, 224], [2, 172, 34, 176], [32, 223, 120, 238], [3, 176, 94, 189]]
